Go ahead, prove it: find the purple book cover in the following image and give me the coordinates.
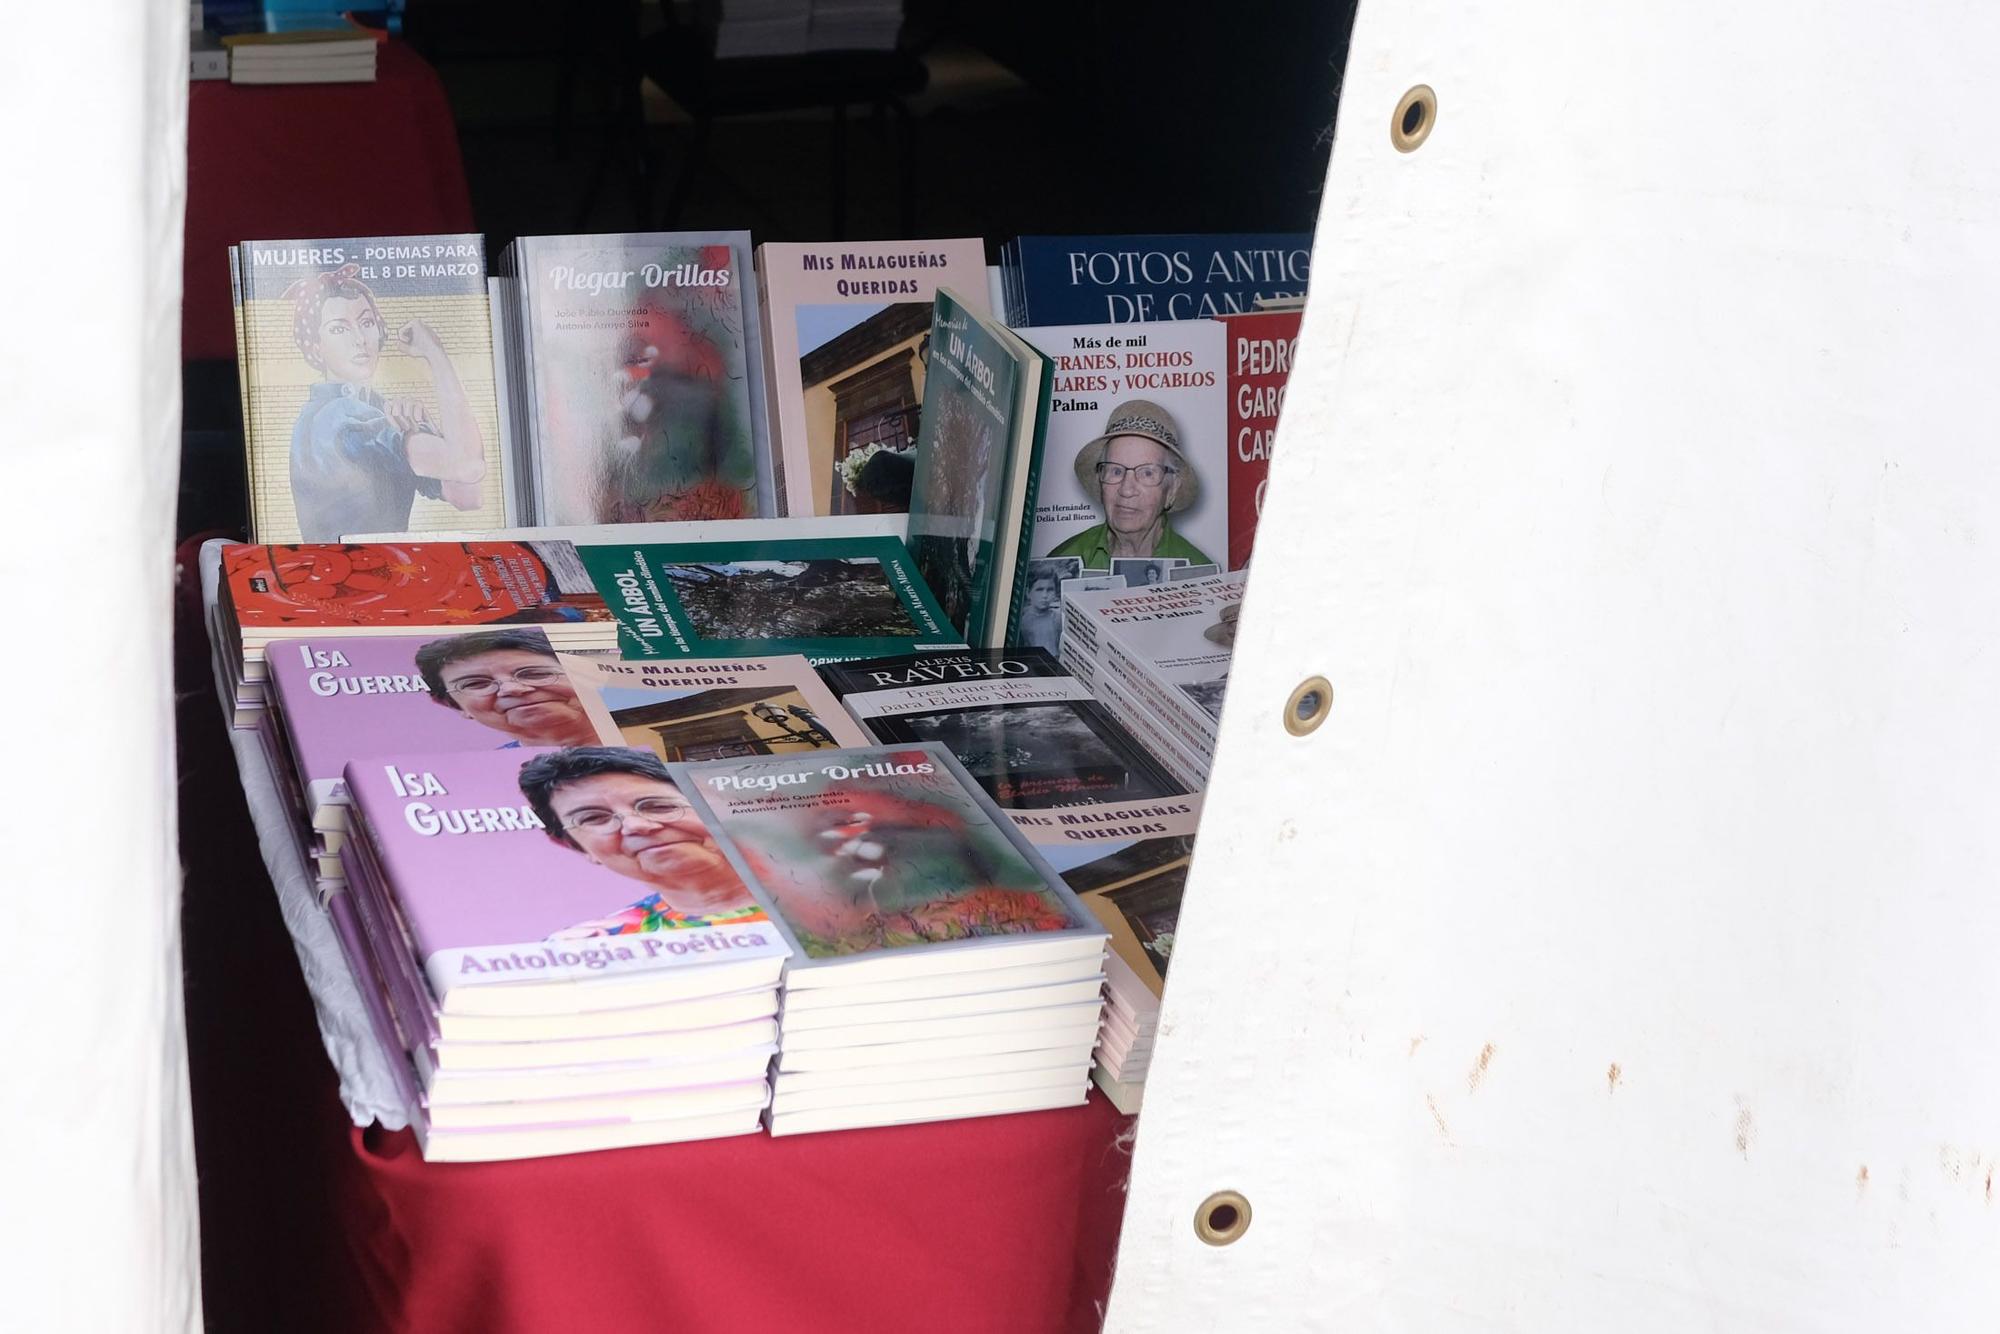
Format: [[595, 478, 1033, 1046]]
[[343, 746, 790, 1004], [266, 627, 610, 816], [325, 886, 425, 1119], [341, 830, 446, 1050]]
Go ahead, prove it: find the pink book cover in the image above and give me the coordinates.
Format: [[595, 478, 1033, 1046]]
[[341, 828, 446, 1050], [265, 627, 611, 815], [343, 746, 791, 1005], [325, 886, 425, 1117]]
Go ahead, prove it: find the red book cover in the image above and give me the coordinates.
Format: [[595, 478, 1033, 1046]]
[[224, 540, 612, 629], [1220, 311, 1301, 569]]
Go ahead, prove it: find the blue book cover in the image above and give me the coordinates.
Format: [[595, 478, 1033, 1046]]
[[1003, 234, 1313, 326]]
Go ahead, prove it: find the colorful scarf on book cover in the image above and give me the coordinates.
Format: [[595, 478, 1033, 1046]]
[[557, 896, 768, 938]]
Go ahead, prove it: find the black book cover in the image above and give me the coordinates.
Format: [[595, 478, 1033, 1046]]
[[817, 647, 1185, 809]]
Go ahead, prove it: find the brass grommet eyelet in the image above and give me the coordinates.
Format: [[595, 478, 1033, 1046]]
[[1392, 85, 1437, 152], [1284, 676, 1333, 736], [1195, 1190, 1252, 1246]]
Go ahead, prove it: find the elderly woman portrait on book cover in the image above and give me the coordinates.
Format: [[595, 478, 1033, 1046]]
[[519, 747, 768, 936], [285, 264, 487, 541], [1046, 398, 1216, 570], [413, 630, 600, 750]]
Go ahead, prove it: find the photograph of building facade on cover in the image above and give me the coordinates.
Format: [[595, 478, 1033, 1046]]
[[603, 683, 848, 764], [797, 302, 931, 515], [661, 559, 925, 641], [692, 753, 1078, 958]]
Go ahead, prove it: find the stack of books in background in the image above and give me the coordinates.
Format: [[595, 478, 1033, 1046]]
[[1059, 571, 1247, 791], [338, 747, 791, 1162], [711, 0, 813, 58], [807, 0, 903, 51], [223, 27, 381, 84], [675, 744, 1108, 1137]]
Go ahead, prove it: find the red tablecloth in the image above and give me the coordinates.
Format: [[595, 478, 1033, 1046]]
[[183, 40, 476, 362], [174, 539, 1134, 1334]]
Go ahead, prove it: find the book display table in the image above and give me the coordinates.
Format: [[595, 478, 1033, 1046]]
[[183, 41, 476, 362], [175, 537, 1133, 1332]]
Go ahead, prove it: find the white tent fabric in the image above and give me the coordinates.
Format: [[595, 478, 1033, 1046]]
[[0, 6, 202, 1330], [1108, 1, 2000, 1329]]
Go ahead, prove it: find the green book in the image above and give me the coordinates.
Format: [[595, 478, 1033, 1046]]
[[577, 536, 965, 663], [905, 289, 1053, 648]]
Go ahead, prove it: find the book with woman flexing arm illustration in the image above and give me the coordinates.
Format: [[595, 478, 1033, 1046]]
[[233, 235, 508, 542]]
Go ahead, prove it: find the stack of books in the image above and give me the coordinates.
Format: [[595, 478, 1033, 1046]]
[[1058, 571, 1246, 790], [215, 540, 618, 727], [711, 0, 812, 57], [807, 0, 903, 51], [338, 746, 792, 1161], [674, 743, 1108, 1136], [223, 29, 380, 84], [1062, 831, 1196, 1113], [262, 628, 607, 885], [814, 647, 1201, 1116]]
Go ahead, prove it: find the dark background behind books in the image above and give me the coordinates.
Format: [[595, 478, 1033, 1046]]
[[182, 0, 1357, 535]]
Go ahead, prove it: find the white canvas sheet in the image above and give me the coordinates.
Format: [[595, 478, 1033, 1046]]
[[0, 5, 202, 1329], [1108, 1, 2000, 1328]]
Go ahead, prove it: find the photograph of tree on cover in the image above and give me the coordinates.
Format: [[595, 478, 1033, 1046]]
[[659, 559, 923, 640]]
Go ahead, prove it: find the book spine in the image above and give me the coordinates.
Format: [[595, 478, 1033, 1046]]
[[485, 276, 520, 527], [752, 247, 792, 517], [1086, 669, 1210, 792], [996, 357, 1055, 647], [1060, 603, 1102, 659], [1096, 637, 1220, 760], [228, 248, 259, 542], [733, 238, 776, 520]]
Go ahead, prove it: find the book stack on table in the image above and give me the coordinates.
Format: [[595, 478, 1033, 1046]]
[[205, 224, 1319, 1160], [337, 746, 791, 1162], [810, 647, 1200, 1114], [223, 28, 381, 85], [214, 540, 618, 727], [1063, 833, 1194, 1113], [673, 743, 1109, 1137], [261, 627, 606, 884], [1058, 570, 1247, 791]]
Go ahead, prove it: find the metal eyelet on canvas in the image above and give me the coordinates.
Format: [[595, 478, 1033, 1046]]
[[1283, 676, 1333, 736], [1392, 84, 1437, 152], [1194, 1190, 1252, 1246]]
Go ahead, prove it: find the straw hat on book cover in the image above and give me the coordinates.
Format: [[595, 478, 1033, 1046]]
[[1071, 398, 1202, 510]]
